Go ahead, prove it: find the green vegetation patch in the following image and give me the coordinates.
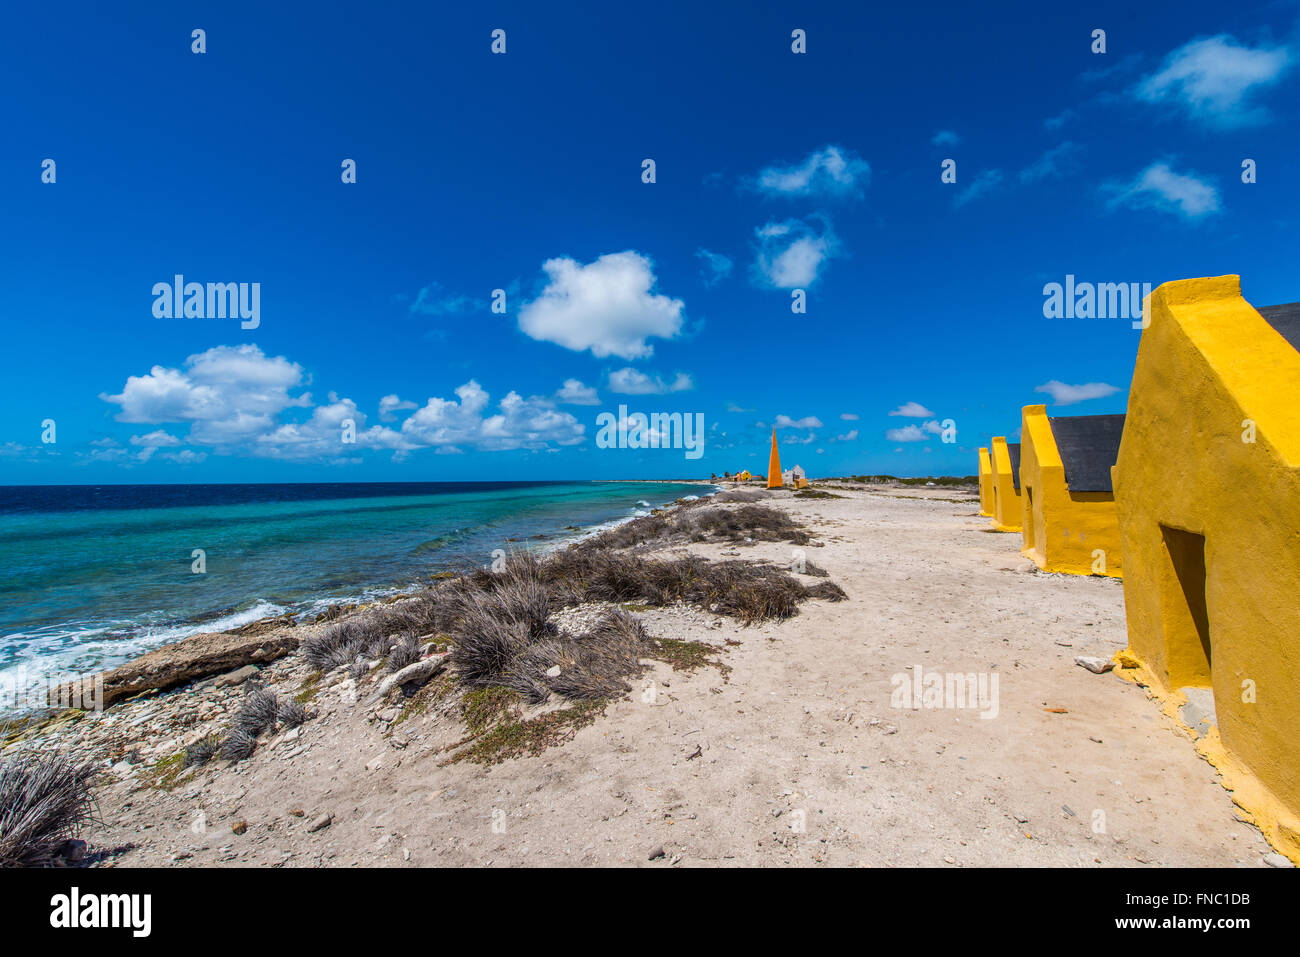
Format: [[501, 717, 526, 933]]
[[460, 685, 522, 734], [646, 637, 731, 677], [293, 672, 323, 704], [445, 700, 606, 765], [140, 751, 187, 791]]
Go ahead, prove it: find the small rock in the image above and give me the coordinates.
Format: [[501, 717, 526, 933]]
[[648, 844, 666, 860], [215, 665, 261, 690], [1074, 656, 1114, 674], [55, 839, 87, 864], [231, 821, 248, 835], [306, 813, 333, 833], [545, 666, 562, 678], [289, 808, 305, 817], [1263, 853, 1294, 868]]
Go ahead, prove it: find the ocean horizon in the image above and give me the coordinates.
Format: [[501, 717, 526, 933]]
[[0, 480, 712, 708]]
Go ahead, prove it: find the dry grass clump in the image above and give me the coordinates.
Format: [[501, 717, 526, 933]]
[[677, 505, 812, 545], [302, 615, 418, 672], [219, 727, 256, 762], [217, 680, 308, 762], [542, 550, 843, 625], [385, 634, 423, 673], [447, 559, 652, 704], [576, 499, 811, 550], [235, 682, 280, 738], [277, 698, 308, 729], [713, 489, 768, 503], [183, 733, 221, 769], [0, 750, 97, 867]]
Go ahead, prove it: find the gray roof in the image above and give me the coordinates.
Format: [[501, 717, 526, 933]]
[[1257, 302, 1300, 354], [1006, 443, 1021, 490], [1047, 414, 1126, 493]]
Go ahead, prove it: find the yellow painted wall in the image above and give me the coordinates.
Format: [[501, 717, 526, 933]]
[[1113, 274, 1300, 861], [1019, 405, 1123, 577], [989, 436, 1021, 532], [977, 447, 993, 516]]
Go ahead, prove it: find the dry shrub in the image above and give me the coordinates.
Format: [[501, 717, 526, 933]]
[[0, 751, 96, 867], [235, 682, 280, 738]]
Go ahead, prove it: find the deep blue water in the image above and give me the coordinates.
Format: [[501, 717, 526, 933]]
[[0, 481, 709, 705]]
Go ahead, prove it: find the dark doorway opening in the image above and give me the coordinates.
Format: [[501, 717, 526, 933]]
[[1160, 524, 1211, 683]]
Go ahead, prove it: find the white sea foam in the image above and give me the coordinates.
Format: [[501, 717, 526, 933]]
[[0, 601, 289, 713]]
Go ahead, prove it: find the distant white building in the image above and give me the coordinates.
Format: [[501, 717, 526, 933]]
[[781, 465, 806, 485]]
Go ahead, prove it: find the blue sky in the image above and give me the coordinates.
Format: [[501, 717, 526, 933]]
[[2, 0, 1298, 483]]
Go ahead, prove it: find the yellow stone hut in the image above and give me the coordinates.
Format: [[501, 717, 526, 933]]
[[1019, 405, 1124, 577], [1113, 275, 1300, 861], [977, 447, 993, 517], [988, 436, 1021, 532]]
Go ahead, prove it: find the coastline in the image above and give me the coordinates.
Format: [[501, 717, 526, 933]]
[[0, 481, 712, 714], [3, 481, 1278, 868]]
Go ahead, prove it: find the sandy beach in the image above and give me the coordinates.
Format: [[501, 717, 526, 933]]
[[8, 483, 1279, 868]]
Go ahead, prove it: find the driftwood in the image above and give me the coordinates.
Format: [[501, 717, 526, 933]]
[[372, 653, 451, 699], [48, 628, 299, 709]]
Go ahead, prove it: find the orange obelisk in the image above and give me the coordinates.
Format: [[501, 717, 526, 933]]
[[767, 428, 783, 488]]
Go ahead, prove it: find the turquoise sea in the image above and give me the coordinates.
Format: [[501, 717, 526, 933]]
[[0, 481, 709, 706]]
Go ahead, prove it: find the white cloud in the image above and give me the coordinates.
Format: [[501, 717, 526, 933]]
[[128, 429, 182, 462], [1107, 162, 1220, 219], [835, 429, 859, 441], [1044, 108, 1077, 131], [775, 414, 823, 429], [517, 251, 685, 359], [409, 282, 484, 316], [401, 380, 584, 452], [102, 346, 585, 463], [255, 394, 412, 461], [931, 130, 961, 147], [607, 367, 693, 395], [554, 378, 600, 405], [1137, 35, 1291, 127], [954, 169, 1005, 207], [1034, 380, 1120, 406], [885, 425, 928, 442], [1020, 142, 1082, 183], [888, 401, 934, 417], [379, 394, 418, 421], [129, 430, 181, 448], [752, 218, 840, 288], [840, 413, 859, 421], [101, 344, 311, 429], [695, 248, 733, 287], [753, 145, 870, 199], [162, 449, 207, 464]]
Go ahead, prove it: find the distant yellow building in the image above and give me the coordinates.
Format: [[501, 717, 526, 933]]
[[1019, 405, 1124, 577], [1113, 275, 1300, 862], [988, 436, 1021, 532], [977, 447, 993, 517], [734, 469, 752, 482]]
